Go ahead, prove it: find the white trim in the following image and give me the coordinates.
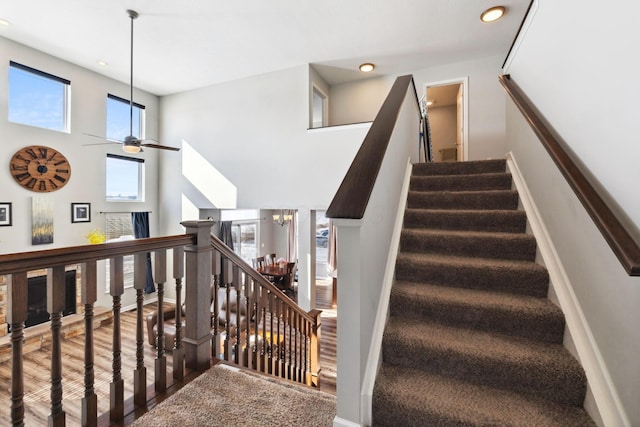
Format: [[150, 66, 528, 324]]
[[359, 158, 413, 426], [333, 416, 361, 427], [423, 77, 469, 161], [506, 152, 630, 427], [502, 0, 539, 74], [307, 121, 372, 134]]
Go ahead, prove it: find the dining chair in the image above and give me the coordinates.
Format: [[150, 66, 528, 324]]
[[276, 261, 297, 297], [252, 256, 266, 269], [265, 253, 277, 266]]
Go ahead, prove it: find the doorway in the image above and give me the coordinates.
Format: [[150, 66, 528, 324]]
[[425, 78, 468, 162]]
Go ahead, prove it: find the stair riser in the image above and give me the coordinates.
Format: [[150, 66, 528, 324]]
[[400, 232, 537, 262], [412, 159, 507, 176], [410, 174, 513, 192], [407, 191, 519, 210], [389, 290, 565, 344], [395, 258, 549, 297], [382, 336, 586, 406], [404, 210, 527, 234]]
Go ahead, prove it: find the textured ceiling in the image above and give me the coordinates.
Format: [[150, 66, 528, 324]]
[[0, 1, 529, 95]]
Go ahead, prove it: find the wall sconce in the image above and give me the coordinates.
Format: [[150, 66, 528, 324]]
[[273, 209, 294, 226]]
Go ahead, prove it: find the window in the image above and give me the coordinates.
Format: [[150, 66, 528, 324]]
[[106, 154, 144, 201], [107, 94, 145, 142], [231, 222, 258, 264], [104, 213, 135, 292], [8, 61, 70, 132]]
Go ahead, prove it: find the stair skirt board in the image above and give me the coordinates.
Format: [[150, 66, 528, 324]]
[[369, 157, 600, 427]]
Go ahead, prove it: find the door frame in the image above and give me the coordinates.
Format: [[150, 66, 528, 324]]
[[424, 77, 469, 161]]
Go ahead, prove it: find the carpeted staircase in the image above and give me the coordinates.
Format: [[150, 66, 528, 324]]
[[372, 159, 595, 426]]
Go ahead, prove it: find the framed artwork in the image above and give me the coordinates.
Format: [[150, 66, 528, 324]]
[[0, 202, 12, 226], [32, 197, 54, 245], [71, 203, 91, 223]]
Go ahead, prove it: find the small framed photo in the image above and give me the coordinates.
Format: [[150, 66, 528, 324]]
[[0, 202, 12, 226], [71, 203, 91, 223]]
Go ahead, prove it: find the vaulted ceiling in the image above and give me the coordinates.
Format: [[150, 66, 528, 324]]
[[0, 1, 530, 96]]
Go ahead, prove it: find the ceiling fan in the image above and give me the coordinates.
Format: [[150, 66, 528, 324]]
[[84, 10, 179, 153]]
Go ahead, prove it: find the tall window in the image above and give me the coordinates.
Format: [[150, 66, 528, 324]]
[[106, 154, 144, 201], [107, 94, 145, 142], [8, 61, 70, 132], [231, 222, 258, 264], [104, 213, 135, 292]]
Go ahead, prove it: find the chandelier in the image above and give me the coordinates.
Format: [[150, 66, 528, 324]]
[[273, 209, 294, 226]]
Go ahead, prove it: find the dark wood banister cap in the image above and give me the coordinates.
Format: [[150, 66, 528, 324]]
[[326, 75, 419, 220], [500, 74, 640, 276]]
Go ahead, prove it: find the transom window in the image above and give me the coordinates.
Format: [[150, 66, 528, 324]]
[[8, 61, 70, 132], [106, 93, 145, 142], [106, 154, 144, 202]]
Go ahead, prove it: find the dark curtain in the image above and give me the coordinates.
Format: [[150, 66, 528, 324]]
[[132, 212, 155, 294], [219, 221, 234, 286]]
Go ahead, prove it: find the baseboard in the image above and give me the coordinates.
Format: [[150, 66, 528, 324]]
[[506, 152, 629, 427], [333, 416, 362, 427], [359, 158, 413, 427]]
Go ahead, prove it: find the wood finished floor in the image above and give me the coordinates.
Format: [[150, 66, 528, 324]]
[[0, 278, 337, 426]]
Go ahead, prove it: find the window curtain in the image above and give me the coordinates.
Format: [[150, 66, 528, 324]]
[[286, 210, 298, 262], [131, 212, 155, 294], [219, 221, 234, 285], [327, 220, 337, 274]]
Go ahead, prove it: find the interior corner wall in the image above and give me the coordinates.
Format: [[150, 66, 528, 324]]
[[504, 1, 640, 422], [328, 75, 395, 126], [411, 55, 507, 160], [309, 65, 330, 127], [0, 36, 160, 310]]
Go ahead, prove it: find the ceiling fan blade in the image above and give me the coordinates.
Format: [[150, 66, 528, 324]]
[[140, 142, 180, 151]]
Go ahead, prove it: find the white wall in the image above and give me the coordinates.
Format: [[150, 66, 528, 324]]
[[412, 55, 507, 160], [328, 75, 395, 125], [505, 1, 640, 423], [0, 37, 161, 309], [429, 105, 457, 161]]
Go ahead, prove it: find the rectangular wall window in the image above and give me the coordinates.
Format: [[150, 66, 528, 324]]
[[8, 61, 70, 132], [104, 213, 135, 292], [231, 222, 258, 264], [107, 93, 145, 142], [106, 154, 144, 201]]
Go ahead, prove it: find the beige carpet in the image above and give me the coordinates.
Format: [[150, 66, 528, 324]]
[[131, 364, 336, 426]]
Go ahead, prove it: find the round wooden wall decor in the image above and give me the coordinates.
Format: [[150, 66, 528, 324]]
[[10, 145, 71, 192]]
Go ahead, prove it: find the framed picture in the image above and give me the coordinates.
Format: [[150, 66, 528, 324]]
[[71, 203, 91, 223], [0, 202, 12, 226]]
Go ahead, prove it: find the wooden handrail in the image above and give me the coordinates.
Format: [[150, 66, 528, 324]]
[[326, 75, 419, 219], [500, 74, 640, 276], [0, 235, 195, 275]]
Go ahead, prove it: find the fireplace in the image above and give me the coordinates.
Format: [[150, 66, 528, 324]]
[[24, 270, 77, 328]]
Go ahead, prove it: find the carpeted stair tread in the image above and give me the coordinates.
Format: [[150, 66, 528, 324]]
[[404, 208, 527, 233], [410, 172, 513, 192], [390, 281, 565, 343], [372, 364, 595, 427], [408, 189, 519, 210], [412, 159, 507, 176], [401, 228, 537, 261], [395, 252, 549, 297], [382, 316, 586, 406]]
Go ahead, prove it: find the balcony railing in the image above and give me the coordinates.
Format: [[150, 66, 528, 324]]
[[0, 220, 320, 426]]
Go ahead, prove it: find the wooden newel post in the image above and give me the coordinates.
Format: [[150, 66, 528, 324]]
[[307, 309, 322, 388], [182, 220, 214, 371]]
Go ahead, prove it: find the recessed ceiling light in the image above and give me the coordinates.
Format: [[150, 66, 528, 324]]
[[359, 63, 375, 73], [426, 99, 435, 106], [97, 60, 108, 66], [0, 19, 10, 26], [480, 6, 506, 23]]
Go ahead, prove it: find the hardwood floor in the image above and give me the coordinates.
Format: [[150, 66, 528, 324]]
[[0, 278, 337, 425]]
